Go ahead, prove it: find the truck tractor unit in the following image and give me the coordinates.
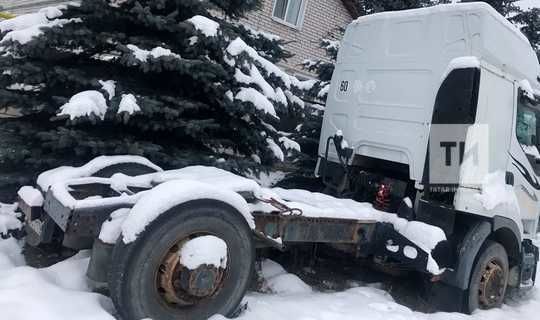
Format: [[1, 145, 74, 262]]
[[15, 3, 539, 320], [317, 2, 539, 312]]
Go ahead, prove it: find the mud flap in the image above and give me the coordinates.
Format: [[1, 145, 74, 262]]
[[87, 239, 114, 293], [371, 222, 466, 312], [441, 221, 491, 290], [372, 223, 443, 273]]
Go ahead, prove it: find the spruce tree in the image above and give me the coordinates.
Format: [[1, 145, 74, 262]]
[[460, 0, 519, 16], [360, 0, 433, 14], [511, 7, 540, 59], [0, 0, 307, 198]]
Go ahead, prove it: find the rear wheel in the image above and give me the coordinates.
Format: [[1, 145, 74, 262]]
[[108, 200, 255, 320], [467, 240, 509, 313]]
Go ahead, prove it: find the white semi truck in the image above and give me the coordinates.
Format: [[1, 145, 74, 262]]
[[317, 2, 539, 313], [15, 3, 539, 320]]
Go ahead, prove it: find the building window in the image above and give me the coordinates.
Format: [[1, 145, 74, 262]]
[[272, 0, 306, 27]]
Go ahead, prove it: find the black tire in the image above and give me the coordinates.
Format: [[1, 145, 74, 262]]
[[467, 240, 509, 313], [108, 199, 255, 320]]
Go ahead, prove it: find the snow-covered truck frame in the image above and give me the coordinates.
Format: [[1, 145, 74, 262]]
[[18, 155, 450, 320], [13, 3, 540, 320]]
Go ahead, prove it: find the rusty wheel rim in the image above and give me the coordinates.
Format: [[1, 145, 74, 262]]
[[155, 235, 227, 308], [478, 259, 505, 309]]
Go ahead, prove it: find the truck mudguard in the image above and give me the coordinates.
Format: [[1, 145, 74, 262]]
[[492, 216, 522, 259], [442, 221, 491, 289]]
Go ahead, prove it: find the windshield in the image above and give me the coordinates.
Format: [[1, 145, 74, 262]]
[[517, 95, 540, 165]]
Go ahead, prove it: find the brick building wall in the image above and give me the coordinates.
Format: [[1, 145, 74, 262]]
[[0, 0, 354, 78], [241, 0, 354, 78], [0, 0, 71, 14]]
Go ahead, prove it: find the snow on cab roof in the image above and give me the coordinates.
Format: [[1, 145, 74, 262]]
[[349, 2, 540, 91], [353, 3, 529, 44]]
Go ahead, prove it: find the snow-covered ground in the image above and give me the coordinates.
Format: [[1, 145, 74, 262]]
[[0, 239, 115, 320], [0, 236, 538, 320], [0, 202, 538, 320]]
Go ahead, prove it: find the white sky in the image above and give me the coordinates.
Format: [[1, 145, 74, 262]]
[[516, 0, 540, 10]]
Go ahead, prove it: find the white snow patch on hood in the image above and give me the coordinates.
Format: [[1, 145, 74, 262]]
[[474, 171, 519, 211]]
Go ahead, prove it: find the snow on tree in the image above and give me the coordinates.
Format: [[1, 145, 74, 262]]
[[300, 34, 341, 102], [460, 0, 519, 16], [457, 1, 540, 58], [0, 0, 307, 195], [510, 5, 540, 59], [360, 0, 434, 14]]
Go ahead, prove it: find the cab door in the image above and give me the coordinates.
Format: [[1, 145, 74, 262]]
[[508, 84, 540, 238]]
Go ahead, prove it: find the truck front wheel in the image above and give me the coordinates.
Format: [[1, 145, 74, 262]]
[[108, 200, 255, 320], [467, 240, 509, 313]]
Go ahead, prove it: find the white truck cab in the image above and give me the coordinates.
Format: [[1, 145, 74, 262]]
[[317, 3, 539, 312]]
